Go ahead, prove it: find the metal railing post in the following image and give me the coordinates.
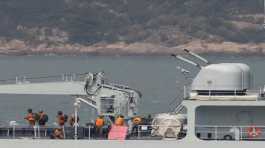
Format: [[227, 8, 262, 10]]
[[74, 99, 80, 140], [234, 89, 236, 99], [37, 125, 40, 138], [12, 125, 16, 139], [215, 126, 218, 140], [88, 125, 91, 140], [62, 126, 66, 139], [240, 127, 242, 140], [34, 126, 37, 139], [45, 128, 47, 137], [137, 125, 140, 139], [7, 128, 10, 137]]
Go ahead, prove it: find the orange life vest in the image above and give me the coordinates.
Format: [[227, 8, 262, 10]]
[[95, 118, 104, 127], [25, 113, 35, 125]]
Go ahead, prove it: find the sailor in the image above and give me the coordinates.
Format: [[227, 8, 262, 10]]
[[38, 110, 49, 126], [51, 128, 64, 139], [24, 108, 36, 126], [133, 116, 142, 125], [56, 111, 67, 127], [115, 115, 125, 126], [95, 115, 105, 137], [132, 116, 142, 136], [68, 113, 80, 127]]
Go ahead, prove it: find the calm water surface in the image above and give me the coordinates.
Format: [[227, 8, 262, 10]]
[[0, 54, 264, 125]]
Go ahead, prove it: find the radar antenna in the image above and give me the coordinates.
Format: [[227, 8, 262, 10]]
[[171, 54, 201, 69], [183, 49, 209, 64]]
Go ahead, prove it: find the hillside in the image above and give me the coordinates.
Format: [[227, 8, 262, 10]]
[[0, 0, 264, 55]]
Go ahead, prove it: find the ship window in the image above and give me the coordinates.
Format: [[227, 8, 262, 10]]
[[195, 106, 265, 141]]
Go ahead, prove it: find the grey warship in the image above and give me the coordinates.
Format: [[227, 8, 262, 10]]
[[0, 50, 265, 148]]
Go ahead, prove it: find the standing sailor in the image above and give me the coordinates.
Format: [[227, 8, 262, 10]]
[[38, 110, 48, 126], [115, 115, 125, 126], [95, 115, 105, 138], [24, 108, 35, 126], [56, 111, 67, 127], [132, 116, 142, 136]]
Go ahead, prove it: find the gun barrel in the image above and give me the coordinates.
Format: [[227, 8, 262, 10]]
[[184, 49, 209, 64], [175, 55, 201, 68]]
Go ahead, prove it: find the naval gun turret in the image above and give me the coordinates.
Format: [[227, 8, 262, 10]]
[[192, 63, 251, 96], [173, 49, 263, 101]]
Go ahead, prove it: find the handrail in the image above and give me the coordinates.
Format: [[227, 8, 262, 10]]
[[196, 125, 265, 141], [196, 125, 265, 128], [0, 124, 186, 140]]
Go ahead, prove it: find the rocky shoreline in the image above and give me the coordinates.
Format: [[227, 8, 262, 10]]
[[0, 39, 265, 56]]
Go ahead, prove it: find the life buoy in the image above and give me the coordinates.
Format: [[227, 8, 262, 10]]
[[247, 126, 261, 138]]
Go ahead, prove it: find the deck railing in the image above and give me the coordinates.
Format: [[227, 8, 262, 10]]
[[0, 124, 186, 140], [3, 124, 265, 141], [196, 125, 265, 141]]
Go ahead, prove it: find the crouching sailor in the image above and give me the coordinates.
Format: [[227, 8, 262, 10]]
[[51, 128, 64, 139]]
